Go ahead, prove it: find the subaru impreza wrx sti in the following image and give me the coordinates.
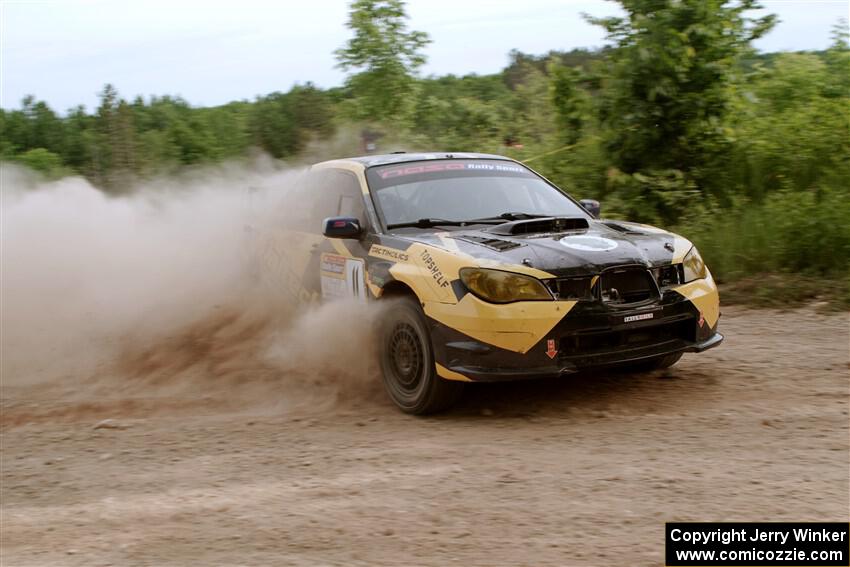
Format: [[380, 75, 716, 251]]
[[272, 152, 722, 414]]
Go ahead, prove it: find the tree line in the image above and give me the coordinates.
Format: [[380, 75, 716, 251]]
[[2, 0, 848, 294]]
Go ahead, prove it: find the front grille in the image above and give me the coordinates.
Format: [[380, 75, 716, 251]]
[[548, 276, 595, 300], [560, 317, 696, 358], [549, 265, 681, 303], [599, 267, 659, 305]]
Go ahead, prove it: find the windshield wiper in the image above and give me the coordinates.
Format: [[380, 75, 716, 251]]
[[386, 218, 503, 230]]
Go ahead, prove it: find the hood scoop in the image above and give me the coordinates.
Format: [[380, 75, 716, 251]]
[[485, 217, 589, 236], [603, 221, 645, 235], [452, 235, 522, 251]]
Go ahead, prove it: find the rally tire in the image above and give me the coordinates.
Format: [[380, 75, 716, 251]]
[[379, 297, 463, 414]]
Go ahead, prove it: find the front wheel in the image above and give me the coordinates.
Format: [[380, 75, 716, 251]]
[[379, 297, 463, 414]]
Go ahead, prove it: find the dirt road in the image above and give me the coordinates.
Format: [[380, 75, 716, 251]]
[[2, 306, 848, 566]]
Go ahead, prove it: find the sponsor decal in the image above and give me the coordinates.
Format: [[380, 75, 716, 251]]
[[463, 163, 525, 173], [321, 257, 367, 301], [378, 163, 465, 179], [370, 245, 409, 262], [559, 235, 619, 252], [624, 312, 654, 323], [420, 249, 451, 288], [545, 339, 558, 359], [320, 254, 346, 274], [377, 161, 527, 179]]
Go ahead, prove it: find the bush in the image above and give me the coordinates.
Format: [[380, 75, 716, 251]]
[[673, 185, 850, 283], [13, 148, 69, 178]]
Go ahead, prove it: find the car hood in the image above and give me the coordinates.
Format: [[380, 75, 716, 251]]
[[394, 218, 691, 277]]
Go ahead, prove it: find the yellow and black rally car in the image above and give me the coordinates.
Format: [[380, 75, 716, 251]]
[[291, 152, 722, 413]]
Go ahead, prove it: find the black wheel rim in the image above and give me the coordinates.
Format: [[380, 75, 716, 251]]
[[389, 322, 424, 390]]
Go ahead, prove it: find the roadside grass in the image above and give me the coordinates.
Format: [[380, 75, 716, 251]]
[[719, 274, 850, 311], [672, 186, 850, 311]]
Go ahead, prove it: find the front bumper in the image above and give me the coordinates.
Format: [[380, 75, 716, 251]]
[[429, 287, 722, 382], [443, 331, 722, 381]]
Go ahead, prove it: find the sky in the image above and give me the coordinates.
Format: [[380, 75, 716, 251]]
[[1, 0, 848, 112]]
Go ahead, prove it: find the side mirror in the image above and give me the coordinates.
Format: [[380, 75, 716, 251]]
[[322, 216, 362, 239], [579, 199, 601, 219]]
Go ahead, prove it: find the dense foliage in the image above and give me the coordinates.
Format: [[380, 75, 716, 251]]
[[335, 0, 431, 122], [1, 0, 848, 298]]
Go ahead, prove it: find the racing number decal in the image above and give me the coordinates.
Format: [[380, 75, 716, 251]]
[[320, 253, 367, 302]]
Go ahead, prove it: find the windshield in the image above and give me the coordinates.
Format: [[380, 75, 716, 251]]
[[365, 159, 588, 228]]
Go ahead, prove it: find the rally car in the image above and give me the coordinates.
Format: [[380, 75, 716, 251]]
[[281, 152, 722, 414]]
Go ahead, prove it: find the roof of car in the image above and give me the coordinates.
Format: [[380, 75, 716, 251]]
[[326, 152, 515, 168]]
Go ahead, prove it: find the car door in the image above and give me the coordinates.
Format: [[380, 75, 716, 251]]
[[309, 169, 370, 303]]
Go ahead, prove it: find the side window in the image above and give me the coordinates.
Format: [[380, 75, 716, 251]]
[[334, 172, 365, 220], [309, 169, 365, 224]]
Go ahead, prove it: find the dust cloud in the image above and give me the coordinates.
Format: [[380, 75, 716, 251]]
[[0, 161, 380, 404]]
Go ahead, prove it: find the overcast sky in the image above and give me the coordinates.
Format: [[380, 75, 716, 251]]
[[1, 0, 848, 112]]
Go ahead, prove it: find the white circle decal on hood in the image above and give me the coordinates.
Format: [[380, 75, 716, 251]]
[[559, 235, 619, 251]]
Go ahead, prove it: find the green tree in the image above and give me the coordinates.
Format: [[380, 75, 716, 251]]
[[250, 92, 299, 158], [289, 83, 336, 140], [335, 0, 430, 122], [63, 105, 96, 174], [823, 19, 850, 98], [200, 101, 252, 159], [587, 0, 776, 217], [94, 84, 135, 185], [729, 52, 849, 199], [15, 148, 67, 177], [24, 97, 65, 156], [548, 61, 586, 145]]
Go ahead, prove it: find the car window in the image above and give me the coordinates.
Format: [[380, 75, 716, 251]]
[[304, 169, 365, 232], [366, 159, 587, 227]]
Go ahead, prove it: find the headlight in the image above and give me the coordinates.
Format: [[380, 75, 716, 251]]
[[459, 268, 553, 303], [682, 246, 707, 282]]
